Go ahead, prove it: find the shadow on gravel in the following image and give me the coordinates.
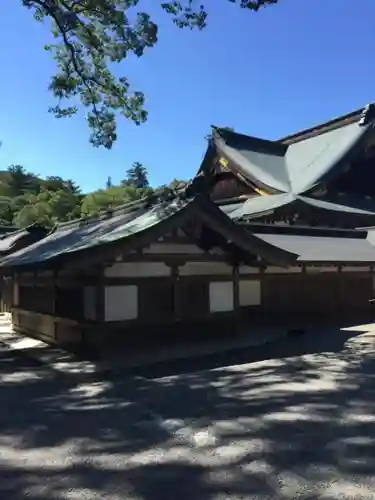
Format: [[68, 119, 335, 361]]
[[1, 323, 375, 499]]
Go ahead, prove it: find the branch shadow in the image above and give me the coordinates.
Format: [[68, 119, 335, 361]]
[[1, 323, 375, 499]]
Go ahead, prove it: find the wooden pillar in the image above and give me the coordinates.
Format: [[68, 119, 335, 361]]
[[233, 264, 240, 334], [337, 265, 343, 321], [13, 272, 18, 309], [51, 269, 59, 342], [171, 264, 182, 321], [52, 270, 57, 316], [95, 264, 105, 323]]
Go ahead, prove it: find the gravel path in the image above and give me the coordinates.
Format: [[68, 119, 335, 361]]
[[1, 322, 375, 499]]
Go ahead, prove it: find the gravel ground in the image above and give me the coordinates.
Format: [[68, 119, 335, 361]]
[[1, 322, 375, 499]]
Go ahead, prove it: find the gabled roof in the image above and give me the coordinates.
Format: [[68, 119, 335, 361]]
[[0, 183, 298, 270], [0, 196, 194, 269], [2, 184, 375, 269], [212, 103, 375, 195], [204, 104, 375, 227]]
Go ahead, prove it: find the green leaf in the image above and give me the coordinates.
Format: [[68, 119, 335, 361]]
[[21, 0, 279, 148]]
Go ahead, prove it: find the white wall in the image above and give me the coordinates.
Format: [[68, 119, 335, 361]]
[[305, 266, 338, 273], [104, 285, 138, 322], [179, 262, 232, 276], [104, 262, 170, 278], [239, 266, 259, 274], [209, 281, 233, 312], [239, 280, 261, 306], [265, 266, 301, 273]]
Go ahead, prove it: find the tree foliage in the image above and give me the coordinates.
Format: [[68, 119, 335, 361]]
[[80, 184, 151, 217], [0, 161, 179, 227], [122, 162, 149, 188], [21, 0, 279, 148]]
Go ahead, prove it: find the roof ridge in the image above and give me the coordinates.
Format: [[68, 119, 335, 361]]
[[49, 184, 192, 234], [279, 104, 374, 145], [50, 195, 153, 232]]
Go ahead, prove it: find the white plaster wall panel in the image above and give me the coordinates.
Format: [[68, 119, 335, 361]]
[[104, 285, 138, 321], [342, 266, 370, 272], [143, 243, 204, 254], [209, 281, 233, 312], [179, 262, 232, 276], [83, 286, 96, 321], [239, 266, 259, 275], [239, 280, 261, 306], [104, 262, 170, 278], [265, 266, 301, 273], [305, 266, 338, 273], [208, 247, 225, 255]]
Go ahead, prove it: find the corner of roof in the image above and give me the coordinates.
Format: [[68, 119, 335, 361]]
[[279, 103, 375, 145], [212, 125, 287, 156]]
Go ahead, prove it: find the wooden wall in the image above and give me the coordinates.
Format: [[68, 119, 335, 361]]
[[10, 235, 375, 348]]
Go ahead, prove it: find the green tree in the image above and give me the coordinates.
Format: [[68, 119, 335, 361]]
[[22, 1, 278, 148], [42, 176, 81, 195], [5, 165, 39, 197], [13, 188, 80, 227], [81, 184, 151, 217], [122, 162, 149, 189], [0, 197, 13, 225]]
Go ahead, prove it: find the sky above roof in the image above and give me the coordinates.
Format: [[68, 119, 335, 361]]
[[1, 0, 375, 193]]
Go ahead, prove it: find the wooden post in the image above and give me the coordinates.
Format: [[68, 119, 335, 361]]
[[171, 264, 181, 321], [233, 264, 240, 334], [52, 269, 58, 342], [95, 264, 105, 323]]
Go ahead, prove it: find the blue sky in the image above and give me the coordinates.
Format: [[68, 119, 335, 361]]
[[1, 0, 375, 192]]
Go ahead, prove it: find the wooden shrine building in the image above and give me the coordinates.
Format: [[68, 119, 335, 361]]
[[2, 104, 375, 347], [0, 225, 48, 311]]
